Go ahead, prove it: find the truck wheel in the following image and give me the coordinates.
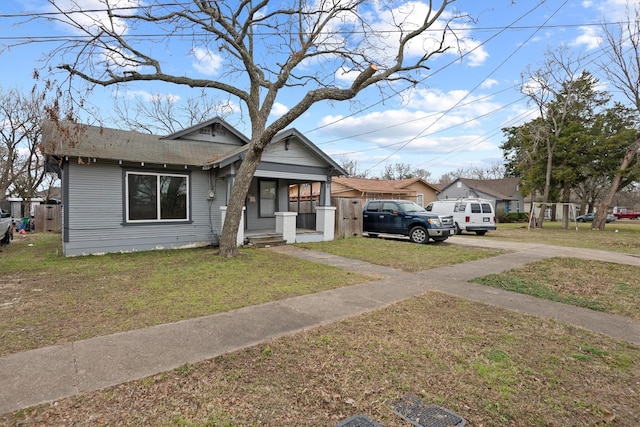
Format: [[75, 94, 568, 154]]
[[454, 223, 462, 235], [475, 231, 487, 236], [409, 226, 428, 244], [1, 229, 12, 245]]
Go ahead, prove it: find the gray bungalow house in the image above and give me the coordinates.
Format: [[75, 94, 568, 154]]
[[41, 118, 346, 256], [436, 177, 524, 215]]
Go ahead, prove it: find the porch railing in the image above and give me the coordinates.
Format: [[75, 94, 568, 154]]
[[296, 212, 316, 229]]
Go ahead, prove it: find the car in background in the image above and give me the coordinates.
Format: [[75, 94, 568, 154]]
[[0, 209, 12, 245], [362, 199, 455, 244], [425, 198, 496, 236], [576, 212, 616, 223]]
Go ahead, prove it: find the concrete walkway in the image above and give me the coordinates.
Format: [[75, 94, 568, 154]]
[[1, 237, 639, 415]]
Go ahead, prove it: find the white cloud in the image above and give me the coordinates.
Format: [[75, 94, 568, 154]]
[[372, 4, 489, 67], [192, 48, 224, 76], [573, 26, 602, 50], [270, 102, 289, 117], [575, 0, 635, 49], [480, 78, 499, 89], [119, 90, 180, 103], [47, 0, 140, 36]]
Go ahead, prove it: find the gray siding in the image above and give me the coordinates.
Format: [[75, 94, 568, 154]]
[[63, 162, 225, 256], [262, 139, 326, 168]]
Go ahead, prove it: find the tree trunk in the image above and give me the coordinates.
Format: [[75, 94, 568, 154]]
[[218, 146, 263, 258], [535, 150, 555, 228], [593, 138, 640, 230], [561, 179, 571, 230]]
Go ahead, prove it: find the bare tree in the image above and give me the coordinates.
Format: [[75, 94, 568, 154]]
[[437, 162, 505, 184], [594, 4, 640, 230], [520, 49, 600, 229], [339, 156, 368, 178], [382, 163, 413, 180], [36, 0, 461, 257], [381, 163, 431, 180], [112, 89, 236, 135], [0, 87, 49, 199]]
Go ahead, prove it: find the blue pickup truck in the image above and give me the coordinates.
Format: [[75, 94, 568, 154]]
[[362, 200, 455, 244]]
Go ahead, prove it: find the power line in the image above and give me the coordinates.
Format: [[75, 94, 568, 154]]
[[360, 0, 567, 174], [2, 1, 627, 177]]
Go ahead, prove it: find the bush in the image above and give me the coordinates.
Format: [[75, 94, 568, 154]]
[[504, 212, 529, 223]]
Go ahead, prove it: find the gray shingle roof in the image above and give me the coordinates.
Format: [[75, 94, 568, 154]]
[[458, 177, 519, 199], [41, 120, 236, 167]]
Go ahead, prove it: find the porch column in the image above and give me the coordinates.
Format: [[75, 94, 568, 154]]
[[315, 206, 336, 241], [220, 206, 245, 246], [275, 211, 297, 243], [320, 181, 331, 206]]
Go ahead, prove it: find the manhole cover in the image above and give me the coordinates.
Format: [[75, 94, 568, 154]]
[[392, 395, 466, 427]]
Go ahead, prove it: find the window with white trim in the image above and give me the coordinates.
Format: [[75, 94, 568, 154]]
[[126, 171, 189, 222], [259, 179, 277, 217]]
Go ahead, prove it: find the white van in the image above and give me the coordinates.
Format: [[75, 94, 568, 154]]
[[425, 198, 496, 235]]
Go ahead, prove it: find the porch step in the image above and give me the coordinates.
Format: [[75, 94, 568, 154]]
[[246, 233, 287, 248]]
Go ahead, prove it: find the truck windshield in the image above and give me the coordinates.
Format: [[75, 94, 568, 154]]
[[397, 201, 426, 213]]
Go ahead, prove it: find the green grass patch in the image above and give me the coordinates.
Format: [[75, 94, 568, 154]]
[[0, 233, 370, 356], [297, 236, 506, 271], [481, 222, 640, 255], [472, 257, 640, 318]]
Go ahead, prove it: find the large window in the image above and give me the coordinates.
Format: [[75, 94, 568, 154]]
[[126, 171, 189, 222]]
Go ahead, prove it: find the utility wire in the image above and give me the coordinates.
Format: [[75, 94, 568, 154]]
[[361, 0, 567, 174]]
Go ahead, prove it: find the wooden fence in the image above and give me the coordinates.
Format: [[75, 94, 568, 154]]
[[334, 198, 362, 239], [34, 204, 62, 233]]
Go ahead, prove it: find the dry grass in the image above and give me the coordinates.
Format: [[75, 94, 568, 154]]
[[2, 227, 640, 426], [479, 221, 640, 255], [473, 257, 640, 319], [0, 233, 501, 356], [5, 293, 639, 426], [0, 234, 370, 356]]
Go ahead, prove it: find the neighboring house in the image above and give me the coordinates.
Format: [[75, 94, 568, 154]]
[[436, 177, 524, 214], [41, 118, 346, 256], [330, 177, 440, 207]]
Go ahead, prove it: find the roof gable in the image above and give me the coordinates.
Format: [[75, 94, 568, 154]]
[[333, 176, 438, 193], [207, 127, 347, 176], [162, 117, 249, 145], [441, 177, 520, 199]]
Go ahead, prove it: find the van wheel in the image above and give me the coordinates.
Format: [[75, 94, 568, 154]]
[[409, 226, 428, 244], [1, 229, 12, 245], [454, 223, 462, 235], [475, 231, 487, 236]]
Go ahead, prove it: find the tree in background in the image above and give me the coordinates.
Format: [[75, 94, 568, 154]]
[[112, 89, 237, 135], [437, 162, 505, 185], [0, 87, 51, 200], [517, 50, 602, 228], [339, 157, 369, 179], [594, 3, 640, 230], [502, 70, 638, 229], [381, 163, 431, 181], [37, 0, 461, 257]]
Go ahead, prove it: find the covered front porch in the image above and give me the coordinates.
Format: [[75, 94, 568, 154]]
[[221, 203, 337, 247]]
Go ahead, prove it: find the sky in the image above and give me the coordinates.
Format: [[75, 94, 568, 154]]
[[0, 0, 636, 182]]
